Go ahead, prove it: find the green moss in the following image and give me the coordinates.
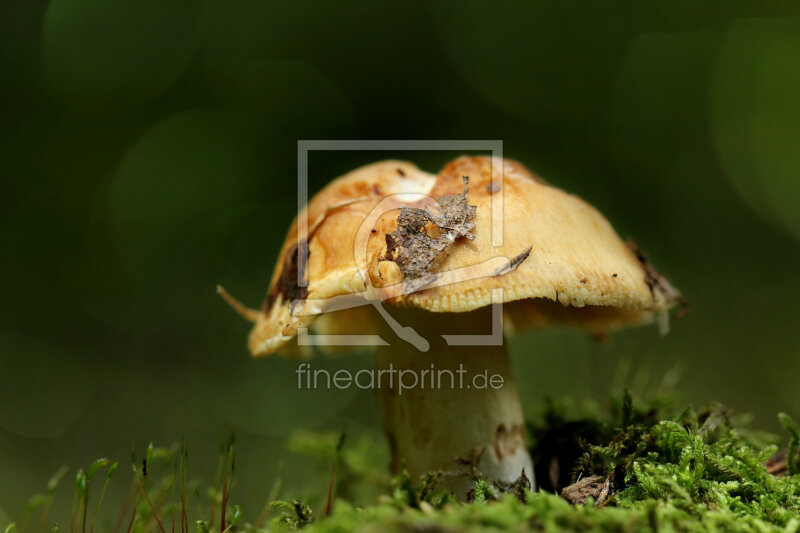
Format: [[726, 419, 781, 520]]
[[14, 395, 800, 533], [285, 394, 800, 533]]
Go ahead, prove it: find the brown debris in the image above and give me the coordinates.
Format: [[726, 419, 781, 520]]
[[455, 445, 486, 480], [492, 246, 532, 277], [429, 176, 477, 238], [595, 473, 612, 508], [385, 207, 447, 277], [765, 449, 788, 476], [561, 475, 605, 505], [626, 240, 690, 317], [510, 468, 532, 503], [385, 176, 476, 292]]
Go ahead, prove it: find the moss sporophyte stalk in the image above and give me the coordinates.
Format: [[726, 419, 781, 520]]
[[12, 395, 800, 532]]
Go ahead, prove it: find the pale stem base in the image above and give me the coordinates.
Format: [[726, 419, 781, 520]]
[[376, 307, 534, 497]]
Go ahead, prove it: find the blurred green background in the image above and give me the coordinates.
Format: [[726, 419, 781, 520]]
[[2, 0, 800, 525]]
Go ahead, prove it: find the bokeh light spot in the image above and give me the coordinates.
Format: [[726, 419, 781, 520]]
[[430, 1, 628, 127], [710, 17, 800, 240], [42, 0, 201, 109], [108, 109, 263, 312], [608, 32, 715, 176]]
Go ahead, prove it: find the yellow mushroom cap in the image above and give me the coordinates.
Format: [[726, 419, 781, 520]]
[[245, 156, 683, 357]]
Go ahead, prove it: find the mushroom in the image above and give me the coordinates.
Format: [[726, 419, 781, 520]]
[[220, 156, 682, 496]]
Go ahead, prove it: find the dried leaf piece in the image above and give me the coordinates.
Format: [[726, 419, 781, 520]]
[[493, 246, 532, 277], [385, 176, 477, 290], [385, 206, 446, 279], [428, 176, 477, 240]]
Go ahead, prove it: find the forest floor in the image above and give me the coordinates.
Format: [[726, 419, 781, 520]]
[[10, 392, 800, 533]]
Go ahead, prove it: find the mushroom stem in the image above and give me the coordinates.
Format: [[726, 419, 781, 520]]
[[376, 306, 533, 497]]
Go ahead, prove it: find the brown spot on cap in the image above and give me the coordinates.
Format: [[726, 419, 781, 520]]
[[265, 240, 309, 311]]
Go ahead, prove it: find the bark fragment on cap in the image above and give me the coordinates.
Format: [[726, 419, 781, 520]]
[[384, 176, 476, 293]]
